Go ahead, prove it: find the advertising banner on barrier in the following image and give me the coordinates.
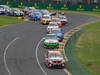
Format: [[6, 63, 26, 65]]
[[0, 1, 100, 11]]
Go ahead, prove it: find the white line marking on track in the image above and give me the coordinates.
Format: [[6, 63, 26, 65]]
[[63, 69, 72, 75], [4, 37, 20, 75], [36, 38, 47, 75]]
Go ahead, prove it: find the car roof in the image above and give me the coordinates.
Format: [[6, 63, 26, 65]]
[[43, 15, 50, 17], [47, 34, 56, 36], [48, 26, 59, 28], [48, 50, 61, 54]]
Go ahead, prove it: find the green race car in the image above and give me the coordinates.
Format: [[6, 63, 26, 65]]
[[44, 34, 59, 49]]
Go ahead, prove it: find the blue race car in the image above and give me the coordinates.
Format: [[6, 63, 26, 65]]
[[28, 11, 42, 21], [50, 29, 64, 41]]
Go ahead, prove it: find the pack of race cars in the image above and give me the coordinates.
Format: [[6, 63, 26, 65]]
[[42, 12, 68, 68], [0, 5, 68, 69], [25, 7, 68, 68]]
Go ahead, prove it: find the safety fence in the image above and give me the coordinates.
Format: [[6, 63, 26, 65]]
[[64, 28, 91, 75], [0, 1, 100, 11]]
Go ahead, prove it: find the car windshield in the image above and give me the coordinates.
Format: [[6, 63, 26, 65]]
[[0, 7, 4, 10], [29, 7, 35, 10], [46, 35, 57, 39], [49, 53, 62, 58], [49, 22, 58, 26], [42, 10, 49, 13], [59, 16, 66, 19], [14, 9, 20, 12], [52, 28, 61, 31], [51, 30, 61, 33], [34, 12, 41, 15], [43, 16, 50, 18]]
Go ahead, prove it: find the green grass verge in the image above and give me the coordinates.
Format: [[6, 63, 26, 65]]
[[75, 20, 100, 75], [72, 11, 100, 16], [0, 16, 23, 26]]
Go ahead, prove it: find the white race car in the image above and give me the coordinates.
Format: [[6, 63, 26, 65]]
[[47, 25, 59, 33], [45, 50, 65, 68], [58, 16, 68, 26]]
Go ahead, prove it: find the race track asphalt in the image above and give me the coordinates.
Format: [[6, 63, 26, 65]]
[[0, 13, 99, 75]]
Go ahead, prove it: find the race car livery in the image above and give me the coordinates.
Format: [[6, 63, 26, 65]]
[[44, 34, 59, 49], [28, 12, 42, 21], [47, 25, 59, 33], [58, 16, 68, 26], [45, 50, 65, 68], [40, 15, 51, 24], [50, 29, 64, 41], [50, 17, 62, 27]]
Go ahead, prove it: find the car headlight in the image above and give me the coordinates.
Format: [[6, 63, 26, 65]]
[[49, 60, 53, 63], [62, 60, 65, 63]]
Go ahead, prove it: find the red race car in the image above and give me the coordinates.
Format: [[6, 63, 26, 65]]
[[44, 50, 65, 68]]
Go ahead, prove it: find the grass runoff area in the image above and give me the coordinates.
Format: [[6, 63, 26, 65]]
[[75, 20, 100, 75], [0, 16, 23, 26], [72, 11, 100, 16]]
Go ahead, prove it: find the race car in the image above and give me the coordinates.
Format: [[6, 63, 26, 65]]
[[28, 11, 42, 21], [50, 17, 62, 27], [40, 9, 50, 15], [7, 8, 24, 16], [0, 7, 5, 14], [50, 12, 57, 16], [0, 5, 10, 15], [58, 16, 68, 26], [40, 15, 51, 25], [44, 34, 59, 49], [47, 25, 59, 33], [23, 7, 35, 15], [58, 12, 65, 15], [47, 25, 61, 34], [50, 12, 64, 17], [45, 50, 65, 68], [50, 29, 64, 41]]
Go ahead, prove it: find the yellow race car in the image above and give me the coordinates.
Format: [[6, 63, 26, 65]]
[[40, 15, 51, 25]]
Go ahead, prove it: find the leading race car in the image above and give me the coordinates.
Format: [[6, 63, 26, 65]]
[[44, 34, 59, 49], [40, 15, 51, 25], [45, 50, 65, 68], [50, 29, 64, 41]]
